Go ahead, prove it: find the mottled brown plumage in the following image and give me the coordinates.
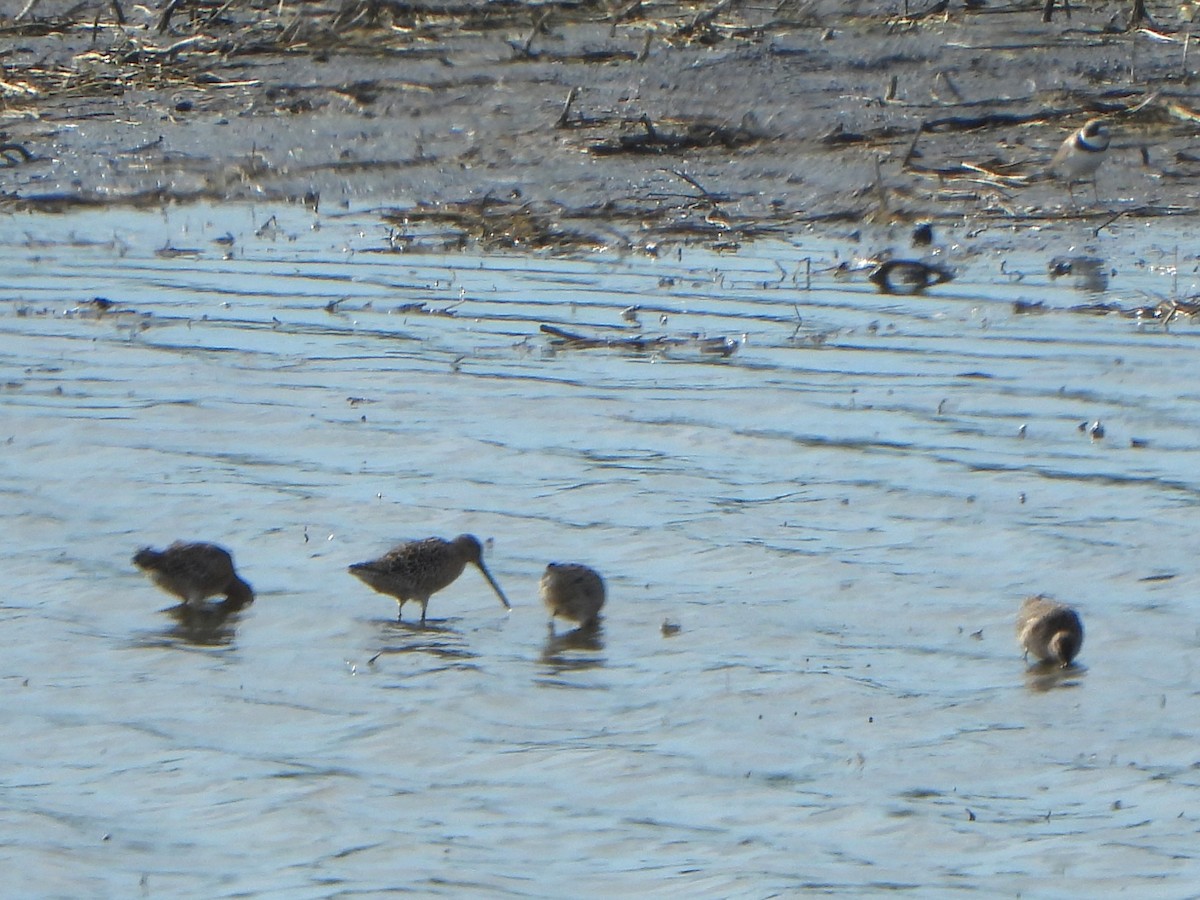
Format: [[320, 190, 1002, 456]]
[[1017, 595, 1083, 667], [348, 534, 510, 624], [133, 541, 254, 608], [540, 562, 605, 631]]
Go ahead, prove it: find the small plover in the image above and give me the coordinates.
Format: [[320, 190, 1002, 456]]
[[1048, 119, 1110, 200]]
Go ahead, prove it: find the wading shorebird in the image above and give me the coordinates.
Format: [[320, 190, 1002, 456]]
[[1016, 595, 1084, 667], [133, 541, 254, 608], [348, 534, 510, 624], [1048, 119, 1110, 201], [540, 562, 606, 632]]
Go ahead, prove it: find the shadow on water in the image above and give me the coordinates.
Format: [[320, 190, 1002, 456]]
[[131, 601, 250, 649], [1024, 660, 1088, 692]]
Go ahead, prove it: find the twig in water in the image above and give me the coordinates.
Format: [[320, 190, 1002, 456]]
[[667, 168, 717, 202], [555, 87, 578, 128]]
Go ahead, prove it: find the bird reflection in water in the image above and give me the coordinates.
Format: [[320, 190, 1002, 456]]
[[367, 617, 480, 668], [157, 598, 251, 648], [540, 619, 606, 673], [1023, 660, 1086, 693]]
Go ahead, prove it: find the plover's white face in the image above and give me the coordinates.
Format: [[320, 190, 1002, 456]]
[[1049, 119, 1110, 182]]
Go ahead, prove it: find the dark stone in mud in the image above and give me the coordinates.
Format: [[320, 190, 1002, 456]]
[[2, 0, 1197, 249]]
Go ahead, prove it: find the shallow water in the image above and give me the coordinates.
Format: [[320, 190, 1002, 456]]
[[3, 205, 1200, 897]]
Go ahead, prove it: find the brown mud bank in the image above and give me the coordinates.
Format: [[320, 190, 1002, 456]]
[[2, 0, 1199, 252]]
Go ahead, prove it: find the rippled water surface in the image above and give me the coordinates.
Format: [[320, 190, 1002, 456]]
[[4, 205, 1200, 897]]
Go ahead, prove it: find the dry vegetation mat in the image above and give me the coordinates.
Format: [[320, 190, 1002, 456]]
[[2, 0, 1200, 250]]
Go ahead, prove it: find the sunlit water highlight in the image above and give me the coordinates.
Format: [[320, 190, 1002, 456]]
[[3, 205, 1200, 896]]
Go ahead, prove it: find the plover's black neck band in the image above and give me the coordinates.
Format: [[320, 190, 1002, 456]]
[[1074, 132, 1108, 153]]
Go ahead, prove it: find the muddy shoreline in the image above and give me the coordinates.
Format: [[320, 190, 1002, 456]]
[[2, 0, 1199, 252]]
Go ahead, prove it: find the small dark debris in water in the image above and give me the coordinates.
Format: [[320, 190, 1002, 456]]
[[1070, 302, 1122, 316], [212, 232, 235, 247], [155, 243, 201, 259], [0, 142, 34, 165], [1127, 298, 1200, 326], [911, 222, 934, 247], [256, 215, 282, 239], [1047, 258, 1072, 279], [956, 372, 992, 379], [1130, 437, 1149, 448], [1048, 255, 1108, 292], [347, 397, 375, 407], [1138, 572, 1177, 582], [967, 809, 976, 822], [586, 112, 766, 156], [65, 298, 142, 319], [1128, 303, 1170, 323], [661, 619, 681, 637], [821, 123, 863, 145], [324, 298, 346, 314], [1012, 300, 1046, 314], [868, 259, 954, 295], [540, 324, 737, 357], [970, 629, 983, 640]]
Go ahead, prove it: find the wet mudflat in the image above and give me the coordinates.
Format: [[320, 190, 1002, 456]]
[[3, 203, 1200, 895], [6, 0, 1200, 245]]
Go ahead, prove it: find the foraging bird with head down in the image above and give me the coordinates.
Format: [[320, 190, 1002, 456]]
[[540, 562, 606, 632], [133, 541, 254, 608], [1016, 595, 1084, 667], [1048, 119, 1110, 199], [348, 534, 510, 625]]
